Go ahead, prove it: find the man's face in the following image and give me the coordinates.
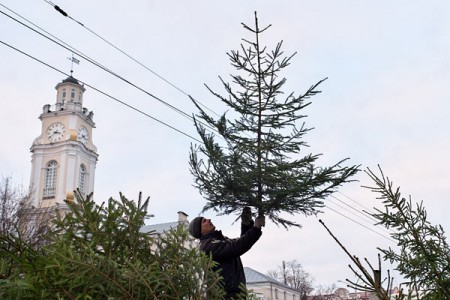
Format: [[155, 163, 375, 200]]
[[201, 218, 216, 235]]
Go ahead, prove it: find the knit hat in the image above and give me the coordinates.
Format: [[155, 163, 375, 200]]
[[188, 216, 204, 239]]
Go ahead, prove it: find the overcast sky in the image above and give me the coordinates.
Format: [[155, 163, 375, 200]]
[[1, 0, 449, 290]]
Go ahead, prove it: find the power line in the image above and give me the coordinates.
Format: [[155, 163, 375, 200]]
[[3, 4, 400, 244], [324, 204, 395, 243], [0, 7, 188, 120], [40, 0, 258, 148], [330, 194, 391, 230], [323, 188, 399, 241], [335, 190, 398, 235], [1, 3, 272, 147], [0, 41, 398, 245], [41, 0, 221, 119], [328, 196, 378, 227], [0, 5, 221, 140], [0, 39, 203, 144], [337, 191, 380, 217], [332, 194, 378, 222], [327, 195, 394, 237], [0, 2, 278, 164], [3, 32, 397, 241]]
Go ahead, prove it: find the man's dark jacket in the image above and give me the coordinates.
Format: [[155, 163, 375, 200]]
[[199, 222, 262, 299]]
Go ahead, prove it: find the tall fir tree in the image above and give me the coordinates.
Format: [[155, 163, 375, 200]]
[[189, 13, 359, 228]]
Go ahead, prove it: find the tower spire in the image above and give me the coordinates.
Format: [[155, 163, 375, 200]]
[[67, 53, 80, 76]]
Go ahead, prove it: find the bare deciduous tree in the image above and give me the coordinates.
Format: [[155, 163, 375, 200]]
[[0, 176, 25, 234], [0, 176, 53, 248], [311, 283, 337, 299], [268, 260, 314, 296]]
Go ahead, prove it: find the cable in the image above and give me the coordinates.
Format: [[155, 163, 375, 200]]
[[336, 191, 398, 234], [41, 0, 221, 119], [1, 3, 271, 146], [3, 6, 399, 245], [0, 7, 187, 120], [327, 196, 395, 238], [0, 5, 221, 140], [4, 35, 395, 242], [331, 194, 378, 223], [0, 37, 399, 244], [338, 191, 380, 217], [0, 39, 203, 143], [330, 194, 395, 235], [328, 196, 379, 227], [324, 204, 395, 243], [0, 3, 272, 158]]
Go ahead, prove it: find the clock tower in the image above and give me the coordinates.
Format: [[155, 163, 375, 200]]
[[29, 76, 98, 209]]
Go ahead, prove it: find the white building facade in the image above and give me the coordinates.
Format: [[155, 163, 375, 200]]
[[244, 267, 303, 300]]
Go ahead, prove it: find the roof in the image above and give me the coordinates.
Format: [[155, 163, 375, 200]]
[[244, 267, 300, 294], [139, 212, 189, 236], [244, 267, 281, 284], [62, 76, 80, 85], [140, 221, 181, 235]]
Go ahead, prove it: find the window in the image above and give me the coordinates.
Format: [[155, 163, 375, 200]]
[[70, 88, 75, 101], [79, 164, 86, 193], [275, 289, 279, 299], [61, 89, 66, 105], [44, 160, 58, 198]]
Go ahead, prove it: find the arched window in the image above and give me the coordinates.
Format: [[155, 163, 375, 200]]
[[79, 164, 86, 194], [44, 160, 58, 198]]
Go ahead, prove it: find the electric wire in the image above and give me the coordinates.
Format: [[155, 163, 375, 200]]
[[324, 204, 395, 243], [41, 0, 221, 119], [40, 1, 281, 144], [327, 196, 394, 237], [0, 39, 203, 144], [0, 5, 222, 140], [338, 191, 381, 219], [336, 191, 399, 235], [328, 196, 380, 228], [1, 3, 400, 242], [0, 33, 395, 245], [37, 5, 392, 240], [0, 6, 182, 118], [3, 28, 398, 242], [332, 193, 379, 224], [330, 194, 394, 236], [1, 2, 267, 147]]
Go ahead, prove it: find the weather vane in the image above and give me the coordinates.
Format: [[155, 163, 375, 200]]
[[67, 53, 80, 76]]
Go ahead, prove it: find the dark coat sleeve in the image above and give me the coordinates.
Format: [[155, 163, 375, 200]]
[[241, 219, 254, 236], [201, 227, 262, 261]]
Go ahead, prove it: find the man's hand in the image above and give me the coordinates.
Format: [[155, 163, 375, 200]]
[[254, 214, 265, 228], [241, 206, 253, 225]]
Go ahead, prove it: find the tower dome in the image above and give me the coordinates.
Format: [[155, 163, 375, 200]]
[[62, 76, 81, 85]]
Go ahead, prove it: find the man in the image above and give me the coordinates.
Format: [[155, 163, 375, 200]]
[[188, 207, 265, 299]]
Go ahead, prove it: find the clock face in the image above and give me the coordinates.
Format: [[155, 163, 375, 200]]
[[47, 122, 65, 142], [78, 126, 89, 144]]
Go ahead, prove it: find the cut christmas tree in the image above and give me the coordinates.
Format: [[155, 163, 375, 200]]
[[189, 13, 359, 228]]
